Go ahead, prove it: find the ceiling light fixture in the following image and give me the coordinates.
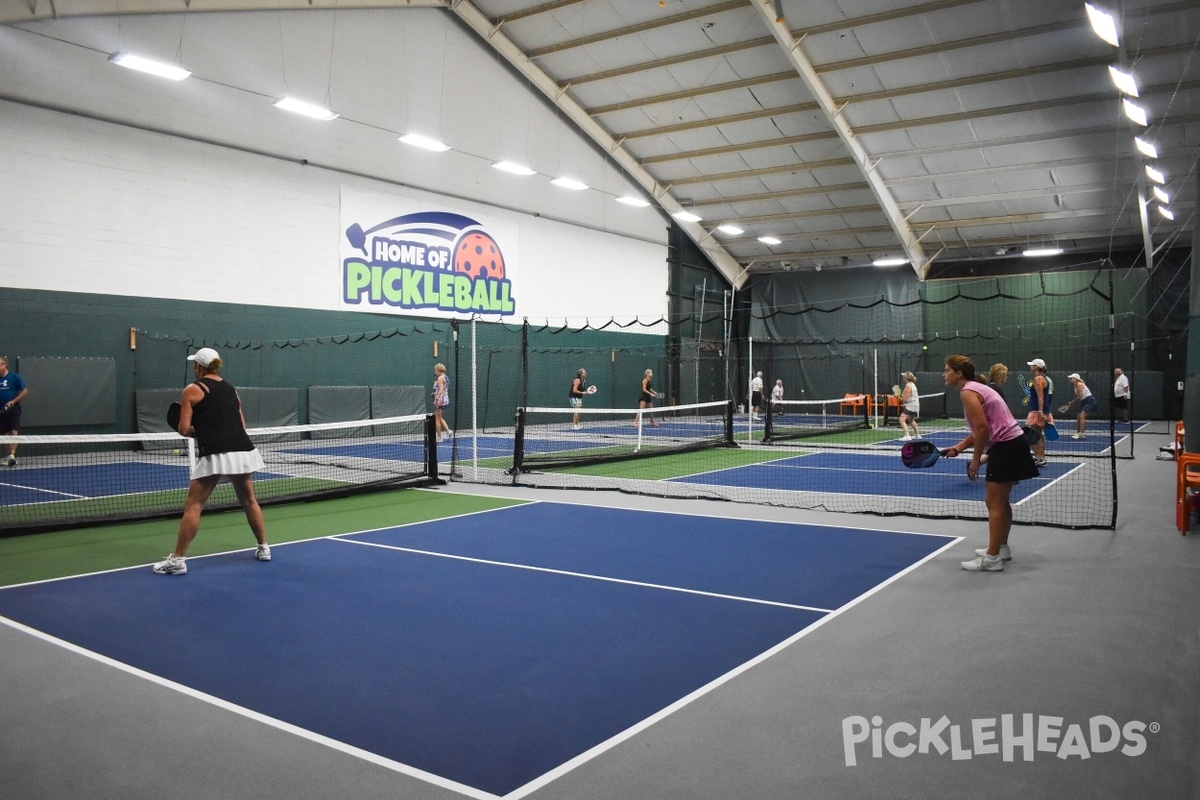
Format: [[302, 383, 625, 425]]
[[1158, 206, 1175, 221], [616, 196, 650, 207], [399, 133, 450, 152], [672, 210, 702, 223], [108, 52, 191, 81], [1145, 165, 1165, 184], [1121, 99, 1148, 126], [757, 236, 781, 245], [1134, 137, 1158, 158], [273, 97, 338, 120], [872, 257, 909, 267], [1085, 3, 1119, 47], [716, 224, 744, 235], [1152, 186, 1170, 204], [492, 161, 536, 176], [551, 177, 589, 191], [1107, 66, 1139, 96], [1023, 247, 1064, 257]]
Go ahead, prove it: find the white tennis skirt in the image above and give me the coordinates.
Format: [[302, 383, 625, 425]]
[[191, 448, 265, 481]]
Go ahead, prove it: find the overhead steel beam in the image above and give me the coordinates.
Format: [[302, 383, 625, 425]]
[[450, 0, 746, 288], [0, 0, 448, 24], [749, 0, 927, 277]]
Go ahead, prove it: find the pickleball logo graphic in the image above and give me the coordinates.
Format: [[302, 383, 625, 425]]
[[343, 211, 515, 315], [454, 230, 506, 280], [1019, 374, 1053, 407]]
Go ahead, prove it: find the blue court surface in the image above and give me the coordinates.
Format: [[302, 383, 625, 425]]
[[0, 461, 291, 508], [889, 428, 1126, 456], [674, 443, 1078, 502], [0, 502, 957, 799], [0, 461, 194, 506]]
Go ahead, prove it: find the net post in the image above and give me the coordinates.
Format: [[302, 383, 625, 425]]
[[512, 407, 527, 475], [763, 394, 774, 442], [724, 399, 736, 446], [424, 414, 443, 484]]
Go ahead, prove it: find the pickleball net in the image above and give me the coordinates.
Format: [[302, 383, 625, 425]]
[[511, 400, 734, 472], [0, 414, 438, 533], [762, 394, 871, 443], [879, 391, 949, 430]]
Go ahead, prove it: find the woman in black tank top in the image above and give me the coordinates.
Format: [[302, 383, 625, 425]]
[[153, 347, 271, 576]]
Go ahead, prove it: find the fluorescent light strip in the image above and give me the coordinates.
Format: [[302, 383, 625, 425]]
[[1122, 99, 1148, 126], [872, 257, 909, 267], [1023, 247, 1063, 257], [1108, 66, 1139, 97], [716, 224, 744, 235], [108, 52, 190, 81], [1085, 3, 1119, 47], [273, 97, 338, 121], [672, 211, 702, 223], [757, 236, 781, 245], [492, 161, 535, 176], [399, 133, 450, 152], [1134, 137, 1157, 158], [616, 196, 650, 207], [551, 177, 589, 191]]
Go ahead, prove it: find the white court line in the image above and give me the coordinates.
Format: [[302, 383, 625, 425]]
[[0, 482, 88, 499], [330, 537, 833, 613], [0, 615, 500, 800], [0, 500, 959, 800], [511, 496, 960, 539], [501, 532, 964, 800], [0, 498, 533, 591], [1012, 460, 1087, 506]]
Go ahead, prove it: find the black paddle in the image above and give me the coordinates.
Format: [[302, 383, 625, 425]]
[[900, 440, 947, 469]]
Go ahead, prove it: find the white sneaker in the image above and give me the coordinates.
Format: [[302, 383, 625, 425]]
[[962, 554, 1004, 572], [975, 544, 1012, 561], [901, 435, 912, 441], [1071, 433, 1085, 440], [4, 454, 14, 467], [255, 544, 272, 561], [152, 554, 187, 575], [572, 424, 580, 430]]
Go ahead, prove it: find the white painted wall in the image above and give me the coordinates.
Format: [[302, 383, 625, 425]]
[[0, 100, 669, 326]]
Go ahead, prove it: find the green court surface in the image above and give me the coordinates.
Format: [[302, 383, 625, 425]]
[[556, 445, 794, 479], [0, 476, 343, 529], [0, 488, 524, 588]]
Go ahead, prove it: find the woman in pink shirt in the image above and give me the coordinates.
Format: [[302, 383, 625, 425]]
[[941, 354, 1040, 572]]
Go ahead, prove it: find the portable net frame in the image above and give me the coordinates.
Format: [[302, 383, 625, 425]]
[[512, 400, 735, 472], [761, 394, 872, 443], [0, 415, 438, 534], [74, 268, 1133, 532], [449, 269, 1128, 529]]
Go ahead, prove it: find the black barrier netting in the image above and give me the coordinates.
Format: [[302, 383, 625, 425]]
[[126, 268, 1138, 529]]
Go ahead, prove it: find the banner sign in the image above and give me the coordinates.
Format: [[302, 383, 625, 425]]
[[340, 187, 518, 318]]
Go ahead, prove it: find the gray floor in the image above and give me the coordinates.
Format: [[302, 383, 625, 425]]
[[2, 428, 1197, 800]]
